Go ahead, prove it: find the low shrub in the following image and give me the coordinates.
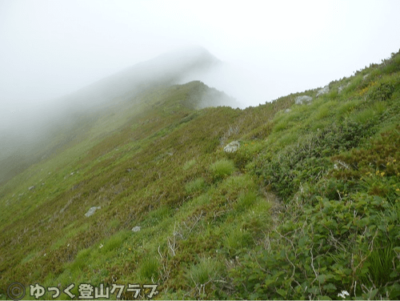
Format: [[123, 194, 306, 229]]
[[185, 177, 206, 194], [187, 257, 223, 286], [139, 256, 159, 280], [224, 228, 252, 256], [210, 159, 235, 180], [183, 159, 196, 171], [234, 191, 257, 212]]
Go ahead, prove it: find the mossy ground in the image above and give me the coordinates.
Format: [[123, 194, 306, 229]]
[[1, 51, 400, 299]]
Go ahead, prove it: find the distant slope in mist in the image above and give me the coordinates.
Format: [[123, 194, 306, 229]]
[[0, 47, 238, 185], [59, 46, 222, 108], [0, 50, 399, 300]]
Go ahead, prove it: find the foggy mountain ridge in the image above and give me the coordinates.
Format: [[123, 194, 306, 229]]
[[56, 46, 222, 109], [1, 2, 400, 297], [0, 46, 237, 185], [0, 48, 399, 299], [0, 46, 222, 126]]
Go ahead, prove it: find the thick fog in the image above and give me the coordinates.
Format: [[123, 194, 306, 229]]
[[2, 0, 400, 110], [0, 46, 230, 183], [1, 0, 400, 179]]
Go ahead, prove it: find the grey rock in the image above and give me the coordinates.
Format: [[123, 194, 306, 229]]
[[285, 109, 291, 113], [28, 186, 35, 191], [224, 141, 240, 153], [132, 226, 141, 232], [316, 85, 330, 97], [295, 95, 313, 105], [85, 206, 101, 217], [363, 73, 369, 80]]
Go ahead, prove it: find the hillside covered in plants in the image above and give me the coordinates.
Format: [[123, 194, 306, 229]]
[[1, 50, 400, 300]]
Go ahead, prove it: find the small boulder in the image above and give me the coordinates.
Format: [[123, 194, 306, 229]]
[[295, 95, 313, 105], [224, 141, 240, 153], [132, 226, 141, 232], [285, 109, 291, 113], [85, 206, 101, 217], [28, 186, 35, 191], [316, 85, 330, 97]]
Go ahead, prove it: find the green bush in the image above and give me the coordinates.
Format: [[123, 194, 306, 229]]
[[231, 192, 400, 299], [369, 82, 395, 101], [351, 108, 377, 124], [210, 159, 235, 180], [256, 120, 376, 200], [139, 257, 159, 280], [183, 159, 196, 171], [187, 258, 222, 286], [336, 99, 362, 120], [101, 230, 130, 253], [219, 174, 255, 192], [361, 244, 395, 287], [70, 248, 91, 272], [185, 177, 206, 194], [224, 228, 252, 256], [235, 191, 257, 212], [231, 126, 400, 299], [230, 141, 264, 170], [143, 205, 171, 226], [313, 100, 337, 120]]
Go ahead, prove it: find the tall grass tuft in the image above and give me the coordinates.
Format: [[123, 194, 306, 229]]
[[139, 257, 159, 280], [187, 258, 222, 286], [185, 177, 206, 194], [210, 159, 235, 180]]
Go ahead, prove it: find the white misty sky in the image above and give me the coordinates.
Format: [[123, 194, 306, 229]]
[[1, 0, 400, 109]]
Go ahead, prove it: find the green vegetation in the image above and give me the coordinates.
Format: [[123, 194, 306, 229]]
[[209, 159, 235, 180], [0, 51, 400, 300], [185, 177, 206, 194]]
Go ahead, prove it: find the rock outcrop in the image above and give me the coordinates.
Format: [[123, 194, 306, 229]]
[[85, 206, 101, 217], [295, 95, 313, 105], [224, 141, 240, 153], [316, 85, 329, 97], [132, 226, 141, 232]]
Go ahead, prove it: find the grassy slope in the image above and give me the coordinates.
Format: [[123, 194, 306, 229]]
[[0, 51, 400, 300]]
